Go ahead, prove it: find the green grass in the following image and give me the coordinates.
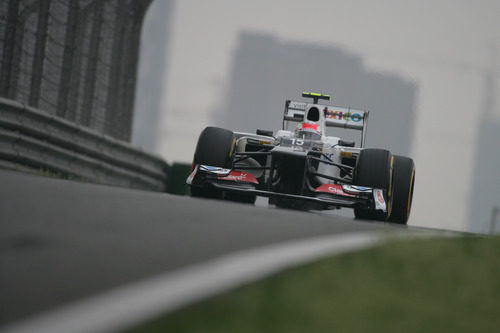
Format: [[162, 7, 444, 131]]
[[129, 236, 500, 333]]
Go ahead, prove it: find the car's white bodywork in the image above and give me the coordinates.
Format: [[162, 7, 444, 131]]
[[188, 93, 415, 223], [233, 99, 368, 186]]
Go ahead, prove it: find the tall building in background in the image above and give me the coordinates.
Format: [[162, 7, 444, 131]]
[[0, 0, 152, 142], [132, 0, 174, 153], [468, 55, 500, 233], [212, 32, 416, 156]]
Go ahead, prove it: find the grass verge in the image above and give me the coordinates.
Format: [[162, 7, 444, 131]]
[[129, 236, 500, 333]]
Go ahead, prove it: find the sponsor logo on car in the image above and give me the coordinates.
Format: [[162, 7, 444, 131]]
[[219, 171, 259, 184], [302, 122, 319, 131], [289, 101, 307, 110], [323, 107, 362, 122], [373, 189, 387, 211], [315, 184, 355, 197]]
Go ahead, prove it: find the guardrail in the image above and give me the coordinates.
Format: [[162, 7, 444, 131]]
[[0, 98, 168, 191], [167, 162, 191, 195]]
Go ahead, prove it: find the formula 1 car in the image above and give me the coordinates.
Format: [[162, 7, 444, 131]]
[[187, 92, 415, 224]]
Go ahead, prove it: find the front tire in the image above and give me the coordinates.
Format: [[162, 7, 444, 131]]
[[191, 127, 236, 199], [388, 155, 415, 224], [193, 127, 235, 169], [353, 149, 394, 221]]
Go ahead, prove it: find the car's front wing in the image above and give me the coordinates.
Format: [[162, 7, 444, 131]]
[[187, 165, 388, 212]]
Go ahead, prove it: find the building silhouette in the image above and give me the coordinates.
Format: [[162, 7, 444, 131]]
[[212, 32, 417, 156], [132, 0, 174, 152], [468, 56, 500, 233]]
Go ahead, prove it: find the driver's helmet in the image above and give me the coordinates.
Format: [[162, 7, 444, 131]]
[[297, 105, 322, 140]]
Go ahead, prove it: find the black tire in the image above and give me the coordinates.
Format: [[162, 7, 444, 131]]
[[191, 127, 236, 199], [193, 127, 235, 168], [353, 149, 394, 221], [388, 155, 415, 224]]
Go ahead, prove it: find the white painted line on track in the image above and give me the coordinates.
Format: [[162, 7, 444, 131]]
[[1, 232, 381, 333]]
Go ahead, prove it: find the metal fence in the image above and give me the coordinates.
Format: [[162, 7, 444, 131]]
[[0, 0, 171, 191], [0, 0, 151, 141]]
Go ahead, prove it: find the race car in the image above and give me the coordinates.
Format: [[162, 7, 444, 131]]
[[186, 92, 415, 224]]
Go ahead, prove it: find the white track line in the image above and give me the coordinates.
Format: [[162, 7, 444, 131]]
[[1, 232, 381, 333]]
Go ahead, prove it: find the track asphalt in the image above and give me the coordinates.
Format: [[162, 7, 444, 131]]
[[1, 170, 400, 325]]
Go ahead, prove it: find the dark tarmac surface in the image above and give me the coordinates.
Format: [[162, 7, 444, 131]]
[[1, 170, 402, 325]]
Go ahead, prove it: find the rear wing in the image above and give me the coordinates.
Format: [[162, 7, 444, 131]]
[[283, 100, 370, 147]]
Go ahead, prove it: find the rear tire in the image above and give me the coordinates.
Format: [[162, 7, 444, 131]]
[[353, 149, 394, 221], [388, 155, 415, 224], [191, 127, 236, 200]]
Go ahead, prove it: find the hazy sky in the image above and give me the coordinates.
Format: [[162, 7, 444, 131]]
[[137, 0, 500, 232]]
